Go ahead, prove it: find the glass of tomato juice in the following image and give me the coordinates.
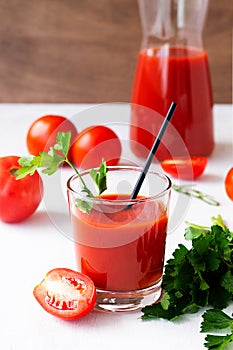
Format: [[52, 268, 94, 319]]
[[67, 166, 171, 312]]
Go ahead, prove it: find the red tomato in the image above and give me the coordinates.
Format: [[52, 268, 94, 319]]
[[27, 115, 77, 156], [160, 157, 208, 180], [33, 268, 96, 320], [224, 167, 233, 201], [0, 156, 43, 223], [69, 125, 122, 169]]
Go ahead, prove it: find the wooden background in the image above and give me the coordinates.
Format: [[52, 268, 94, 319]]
[[0, 0, 232, 103]]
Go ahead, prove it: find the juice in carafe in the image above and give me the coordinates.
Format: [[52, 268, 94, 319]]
[[130, 0, 214, 159]]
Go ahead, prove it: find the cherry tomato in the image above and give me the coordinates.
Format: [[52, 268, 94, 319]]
[[0, 156, 43, 223], [27, 115, 77, 156], [160, 156, 208, 180], [33, 268, 96, 320], [224, 167, 233, 201], [69, 125, 122, 169]]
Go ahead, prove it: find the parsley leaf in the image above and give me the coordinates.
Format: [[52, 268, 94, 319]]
[[201, 309, 233, 332], [201, 309, 233, 349], [90, 158, 108, 195], [75, 197, 93, 214], [160, 292, 170, 310], [16, 155, 42, 179], [40, 149, 64, 175], [53, 131, 71, 157], [221, 271, 233, 294], [16, 131, 108, 214], [204, 334, 233, 350]]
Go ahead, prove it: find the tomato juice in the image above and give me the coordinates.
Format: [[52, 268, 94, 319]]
[[71, 194, 168, 291], [130, 46, 214, 159]]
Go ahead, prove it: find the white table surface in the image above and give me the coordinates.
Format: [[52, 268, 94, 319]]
[[0, 103, 233, 350]]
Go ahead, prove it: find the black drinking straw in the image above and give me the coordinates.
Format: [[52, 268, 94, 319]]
[[130, 102, 177, 201]]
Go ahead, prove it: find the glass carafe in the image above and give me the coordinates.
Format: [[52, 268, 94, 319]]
[[130, 0, 214, 160]]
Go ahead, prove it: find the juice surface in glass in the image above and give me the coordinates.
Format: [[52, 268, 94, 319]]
[[71, 194, 168, 291], [130, 46, 214, 159]]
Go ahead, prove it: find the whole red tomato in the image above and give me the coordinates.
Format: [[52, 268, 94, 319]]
[[27, 115, 77, 156], [33, 268, 96, 320], [225, 167, 233, 201], [69, 125, 122, 169], [0, 156, 43, 223]]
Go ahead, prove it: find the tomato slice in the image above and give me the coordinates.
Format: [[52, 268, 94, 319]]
[[225, 167, 233, 201], [33, 268, 96, 320], [160, 157, 208, 180]]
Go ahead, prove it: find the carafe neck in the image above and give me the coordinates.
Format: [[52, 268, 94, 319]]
[[138, 0, 209, 49]]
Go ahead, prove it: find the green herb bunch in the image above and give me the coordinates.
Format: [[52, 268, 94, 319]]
[[142, 215, 233, 349], [16, 131, 108, 213]]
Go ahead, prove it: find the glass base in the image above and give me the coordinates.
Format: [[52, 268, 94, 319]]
[[95, 279, 162, 312]]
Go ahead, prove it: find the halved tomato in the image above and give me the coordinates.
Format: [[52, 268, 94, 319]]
[[33, 268, 96, 320], [160, 157, 208, 180], [224, 167, 233, 201]]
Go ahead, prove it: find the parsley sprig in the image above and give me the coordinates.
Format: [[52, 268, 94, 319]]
[[172, 184, 220, 206], [16, 131, 108, 213], [142, 215, 233, 349], [201, 309, 233, 349]]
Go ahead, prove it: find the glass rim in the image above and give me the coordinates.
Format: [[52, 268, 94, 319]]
[[67, 165, 172, 205]]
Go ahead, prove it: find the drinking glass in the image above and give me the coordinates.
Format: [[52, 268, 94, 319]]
[[67, 166, 171, 311]]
